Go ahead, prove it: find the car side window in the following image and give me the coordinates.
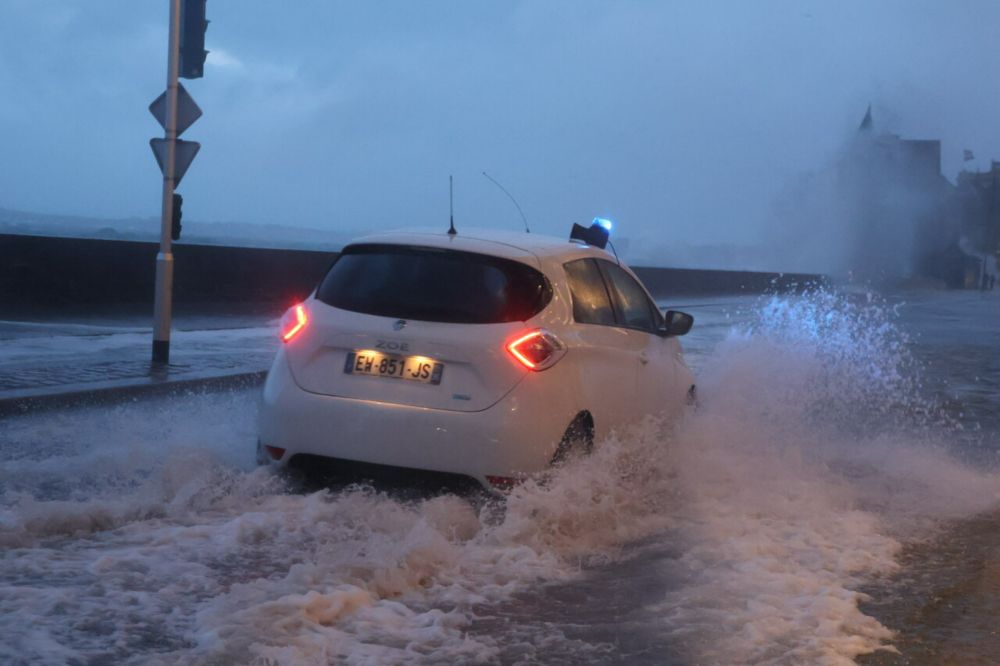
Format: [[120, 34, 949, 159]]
[[598, 261, 661, 333], [563, 259, 616, 326]]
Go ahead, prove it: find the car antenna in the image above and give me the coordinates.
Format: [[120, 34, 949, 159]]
[[608, 239, 622, 266], [448, 175, 456, 235], [482, 171, 530, 233]]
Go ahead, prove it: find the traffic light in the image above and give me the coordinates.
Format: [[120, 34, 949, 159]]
[[179, 0, 208, 79], [172, 193, 183, 240]]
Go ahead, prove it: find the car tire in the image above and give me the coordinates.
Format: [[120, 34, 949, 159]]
[[551, 412, 594, 465]]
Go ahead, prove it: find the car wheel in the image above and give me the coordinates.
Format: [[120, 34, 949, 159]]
[[551, 412, 594, 465]]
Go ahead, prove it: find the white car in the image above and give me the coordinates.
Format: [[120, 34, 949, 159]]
[[257, 221, 695, 492]]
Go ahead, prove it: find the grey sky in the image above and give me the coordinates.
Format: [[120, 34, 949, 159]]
[[2, 0, 1000, 250]]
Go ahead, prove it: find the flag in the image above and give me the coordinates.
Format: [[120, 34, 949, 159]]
[[963, 149, 975, 161]]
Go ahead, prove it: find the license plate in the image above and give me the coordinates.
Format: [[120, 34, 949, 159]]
[[344, 350, 444, 385]]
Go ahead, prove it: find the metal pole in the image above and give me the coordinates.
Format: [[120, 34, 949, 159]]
[[152, 0, 181, 363]]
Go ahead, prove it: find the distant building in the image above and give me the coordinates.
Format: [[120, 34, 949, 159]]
[[928, 242, 985, 289], [917, 161, 1000, 288], [955, 162, 1000, 255], [850, 106, 999, 288], [842, 106, 955, 283], [767, 106, 997, 287]]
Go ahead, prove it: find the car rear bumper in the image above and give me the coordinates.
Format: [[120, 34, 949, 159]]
[[257, 349, 571, 488]]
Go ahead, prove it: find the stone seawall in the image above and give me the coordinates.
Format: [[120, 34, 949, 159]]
[[0, 234, 825, 309]]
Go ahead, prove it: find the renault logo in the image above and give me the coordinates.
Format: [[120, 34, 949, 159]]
[[393, 319, 407, 331]]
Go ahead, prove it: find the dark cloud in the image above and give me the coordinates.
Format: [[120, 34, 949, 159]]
[[2, 1, 999, 265]]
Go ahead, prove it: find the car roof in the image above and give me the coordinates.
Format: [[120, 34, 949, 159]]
[[344, 227, 613, 264]]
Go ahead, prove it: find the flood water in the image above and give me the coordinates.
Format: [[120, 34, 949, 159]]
[[1, 289, 998, 665]]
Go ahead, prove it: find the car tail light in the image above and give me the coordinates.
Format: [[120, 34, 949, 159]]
[[506, 329, 566, 371], [486, 475, 518, 491], [264, 445, 286, 461], [280, 303, 309, 342]]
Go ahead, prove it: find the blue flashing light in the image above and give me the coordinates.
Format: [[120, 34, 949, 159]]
[[569, 219, 611, 249]]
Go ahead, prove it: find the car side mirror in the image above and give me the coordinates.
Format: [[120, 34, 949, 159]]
[[660, 310, 694, 337]]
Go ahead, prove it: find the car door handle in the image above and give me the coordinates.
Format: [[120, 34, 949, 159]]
[[639, 351, 650, 365]]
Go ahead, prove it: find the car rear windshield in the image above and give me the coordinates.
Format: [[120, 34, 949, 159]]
[[315, 244, 553, 323]]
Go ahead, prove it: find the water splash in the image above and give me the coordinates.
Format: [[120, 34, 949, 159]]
[[707, 290, 933, 430], [640, 290, 1000, 664]]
